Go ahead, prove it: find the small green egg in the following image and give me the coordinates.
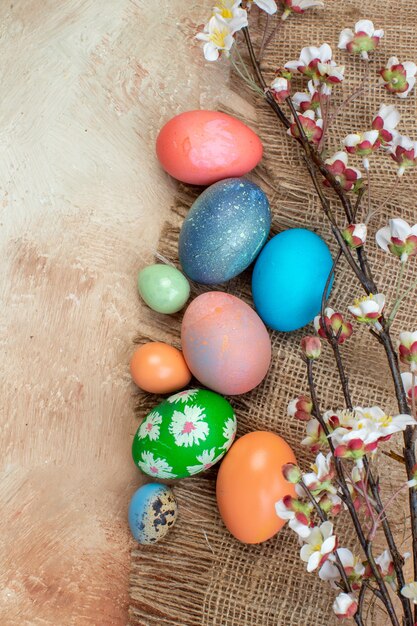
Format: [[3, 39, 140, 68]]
[[138, 264, 190, 314]]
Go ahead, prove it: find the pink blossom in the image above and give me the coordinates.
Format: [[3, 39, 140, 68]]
[[389, 134, 417, 176], [324, 151, 362, 192], [314, 307, 353, 344], [381, 57, 417, 98], [342, 223, 367, 249], [343, 130, 380, 170], [371, 104, 401, 144], [288, 110, 323, 144]]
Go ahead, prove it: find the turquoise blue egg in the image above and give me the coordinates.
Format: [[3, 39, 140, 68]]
[[252, 228, 334, 332], [179, 178, 270, 285], [128, 483, 178, 545]]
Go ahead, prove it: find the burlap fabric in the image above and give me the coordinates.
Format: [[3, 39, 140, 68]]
[[129, 2, 417, 624]]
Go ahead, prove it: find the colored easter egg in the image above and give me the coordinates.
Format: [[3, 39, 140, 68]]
[[156, 110, 263, 186], [181, 292, 271, 396], [252, 228, 334, 332], [216, 431, 297, 544], [128, 483, 178, 545], [138, 264, 190, 314], [132, 389, 236, 479], [179, 178, 270, 285], [130, 342, 192, 394]]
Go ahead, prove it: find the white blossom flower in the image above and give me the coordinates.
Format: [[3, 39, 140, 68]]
[[138, 451, 176, 479], [343, 130, 380, 170], [285, 43, 332, 77], [167, 389, 199, 404], [248, 0, 278, 14], [292, 81, 322, 117], [169, 405, 209, 447], [280, 0, 324, 20], [137, 410, 162, 441], [381, 57, 417, 99], [275, 497, 312, 538], [330, 406, 415, 448], [338, 19, 384, 60], [300, 521, 337, 572], [221, 416, 237, 450], [376, 218, 417, 262], [401, 581, 417, 604], [301, 418, 327, 452], [196, 15, 236, 61], [348, 293, 385, 324], [389, 134, 417, 176], [319, 548, 365, 588], [372, 104, 400, 144], [214, 1, 248, 31], [186, 448, 224, 475], [333, 592, 358, 618], [285, 44, 344, 93], [297, 452, 335, 497]]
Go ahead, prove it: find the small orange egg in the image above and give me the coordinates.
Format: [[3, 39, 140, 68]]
[[216, 431, 296, 544], [130, 342, 192, 394]]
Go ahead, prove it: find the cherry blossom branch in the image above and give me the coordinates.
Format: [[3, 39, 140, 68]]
[[319, 267, 412, 622], [241, 26, 417, 621], [305, 359, 400, 626]]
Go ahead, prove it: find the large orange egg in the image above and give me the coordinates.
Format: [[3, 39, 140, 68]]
[[130, 342, 192, 394], [216, 431, 296, 544], [156, 110, 263, 186]]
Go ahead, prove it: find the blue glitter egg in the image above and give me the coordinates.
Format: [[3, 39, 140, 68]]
[[128, 483, 178, 545], [252, 228, 334, 332], [179, 178, 271, 285]]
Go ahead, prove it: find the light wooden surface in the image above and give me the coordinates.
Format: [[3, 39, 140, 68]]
[[0, 1, 229, 623]]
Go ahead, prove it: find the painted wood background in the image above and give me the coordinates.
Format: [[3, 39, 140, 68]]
[[0, 1, 231, 623]]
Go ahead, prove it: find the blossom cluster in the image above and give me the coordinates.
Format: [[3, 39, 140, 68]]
[[196, 0, 326, 61]]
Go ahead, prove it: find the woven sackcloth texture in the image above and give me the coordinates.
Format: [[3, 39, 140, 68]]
[[129, 2, 417, 624]]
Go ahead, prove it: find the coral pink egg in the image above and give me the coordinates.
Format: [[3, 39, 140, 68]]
[[181, 292, 271, 395], [216, 432, 297, 544], [156, 110, 263, 186]]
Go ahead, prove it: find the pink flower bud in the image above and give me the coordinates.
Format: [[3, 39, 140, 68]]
[[288, 395, 313, 420], [342, 223, 367, 248], [282, 463, 302, 483], [301, 336, 322, 359], [399, 332, 417, 371], [333, 592, 358, 619], [270, 75, 291, 103]]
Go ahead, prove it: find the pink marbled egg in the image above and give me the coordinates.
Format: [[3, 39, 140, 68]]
[[181, 292, 271, 396]]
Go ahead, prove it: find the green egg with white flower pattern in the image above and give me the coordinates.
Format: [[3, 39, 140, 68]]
[[132, 389, 236, 479]]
